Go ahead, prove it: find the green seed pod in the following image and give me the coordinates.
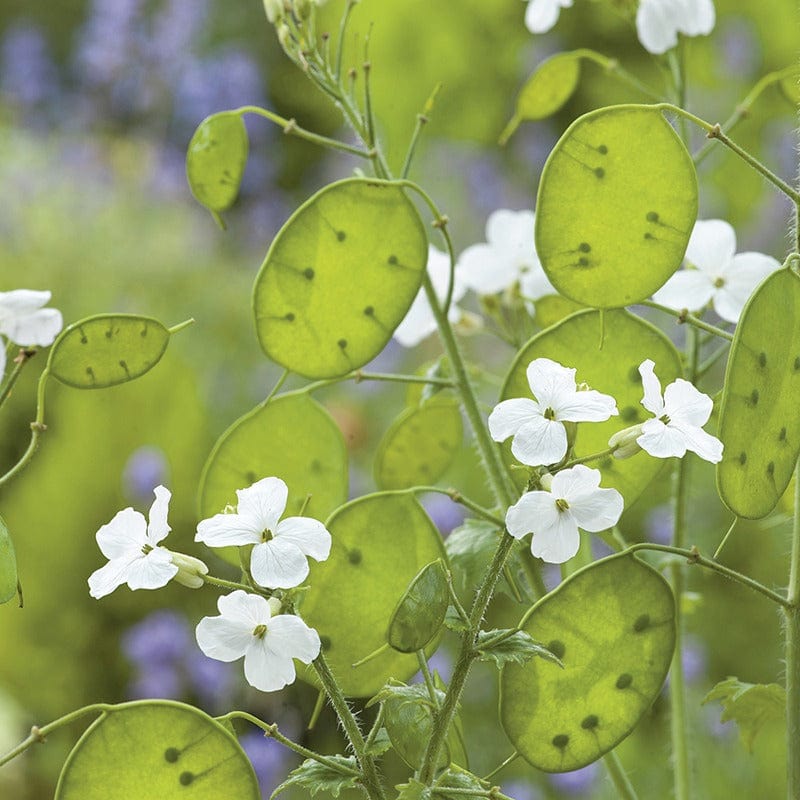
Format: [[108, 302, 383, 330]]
[[387, 559, 449, 653]]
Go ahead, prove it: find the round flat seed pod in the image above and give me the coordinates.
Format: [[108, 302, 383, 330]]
[[536, 104, 697, 308], [49, 314, 170, 389], [253, 178, 428, 378], [55, 700, 259, 800], [501, 554, 675, 772], [387, 559, 449, 653], [717, 266, 800, 518]]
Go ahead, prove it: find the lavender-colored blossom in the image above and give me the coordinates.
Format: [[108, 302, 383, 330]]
[[547, 762, 599, 795], [719, 17, 760, 78], [500, 779, 543, 800], [412, 649, 454, 685], [422, 493, 466, 537], [239, 730, 293, 797], [0, 23, 57, 110], [645, 503, 674, 545], [122, 609, 191, 667], [128, 663, 183, 700], [122, 445, 170, 505], [681, 634, 708, 684], [185, 648, 235, 709]]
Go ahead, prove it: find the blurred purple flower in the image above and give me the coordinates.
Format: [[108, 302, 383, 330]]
[[128, 662, 183, 699], [122, 609, 191, 666], [682, 634, 708, 684], [501, 779, 543, 800], [239, 731, 292, 798], [185, 648, 235, 710], [412, 649, 454, 685], [122, 445, 170, 505], [422, 493, 466, 537], [547, 762, 599, 795], [1, 23, 57, 111], [645, 503, 673, 545], [719, 17, 760, 79]]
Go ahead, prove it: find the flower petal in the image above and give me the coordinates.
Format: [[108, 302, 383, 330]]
[[0, 290, 63, 346], [393, 289, 437, 347], [124, 547, 178, 591], [663, 378, 712, 427], [145, 485, 172, 546], [713, 252, 780, 323], [0, 345, 5, 381], [651, 269, 715, 313], [250, 538, 310, 589], [505, 490, 560, 540], [556, 389, 618, 423], [685, 219, 736, 276], [243, 640, 296, 692], [511, 415, 567, 466], [195, 509, 263, 548], [96, 507, 148, 559], [236, 477, 288, 533], [530, 512, 580, 564], [457, 243, 513, 295], [637, 418, 688, 458], [526, 358, 577, 407], [636, 0, 679, 54], [196, 616, 253, 662], [217, 589, 271, 627], [88, 556, 139, 599], [550, 464, 601, 497], [275, 517, 331, 561], [671, 421, 723, 463], [638, 359, 665, 417], [677, 0, 715, 36], [265, 615, 321, 665], [525, 0, 564, 33], [488, 397, 541, 442]]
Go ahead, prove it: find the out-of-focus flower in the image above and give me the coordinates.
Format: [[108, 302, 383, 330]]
[[196, 591, 320, 692], [636, 0, 715, 55], [393, 246, 466, 348], [196, 477, 331, 589], [548, 761, 600, 795], [652, 219, 779, 322], [504, 466, 623, 563], [239, 731, 292, 797], [456, 209, 555, 305], [524, 0, 573, 34], [122, 610, 191, 666], [122, 445, 170, 505], [488, 358, 618, 467], [0, 289, 62, 347]]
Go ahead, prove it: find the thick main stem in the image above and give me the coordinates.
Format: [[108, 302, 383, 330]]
[[785, 460, 800, 798]]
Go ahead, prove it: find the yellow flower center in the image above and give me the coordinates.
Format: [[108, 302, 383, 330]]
[[555, 498, 570, 512], [253, 624, 267, 639]]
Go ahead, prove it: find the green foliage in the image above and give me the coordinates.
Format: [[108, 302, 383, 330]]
[[0, 515, 18, 605], [536, 105, 698, 308], [48, 314, 171, 389], [299, 491, 448, 697], [55, 701, 259, 799], [252, 178, 428, 378], [703, 677, 785, 753], [185, 111, 249, 228], [500, 309, 681, 503], [387, 560, 449, 653], [474, 629, 561, 669], [434, 765, 487, 799], [717, 265, 800, 518], [374, 399, 463, 491], [270, 756, 360, 799], [500, 553, 675, 772], [395, 779, 429, 800]]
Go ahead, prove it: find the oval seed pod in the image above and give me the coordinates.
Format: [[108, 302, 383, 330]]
[[387, 559, 449, 653]]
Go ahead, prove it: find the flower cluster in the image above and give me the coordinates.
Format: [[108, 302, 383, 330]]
[[89, 476, 330, 693], [0, 289, 63, 380]]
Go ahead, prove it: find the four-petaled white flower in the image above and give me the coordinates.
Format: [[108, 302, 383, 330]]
[[489, 358, 618, 467], [636, 0, 715, 54], [457, 209, 556, 305], [524, 0, 573, 34], [196, 590, 320, 693], [393, 245, 466, 348], [505, 465, 623, 563], [652, 219, 779, 324], [0, 289, 63, 380], [636, 359, 723, 462], [196, 476, 331, 589], [88, 486, 208, 598]]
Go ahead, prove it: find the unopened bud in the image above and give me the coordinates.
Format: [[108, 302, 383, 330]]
[[277, 22, 293, 52], [170, 551, 209, 589], [263, 0, 284, 23], [294, 0, 311, 18], [453, 310, 485, 336], [268, 596, 283, 616], [608, 424, 645, 460], [539, 472, 554, 492]]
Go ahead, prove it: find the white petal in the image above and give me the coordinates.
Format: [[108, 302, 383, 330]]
[[195, 512, 262, 548], [0, 291, 63, 346], [555, 389, 618, 423], [244, 640, 296, 692], [236, 477, 288, 532], [124, 547, 178, 591], [519, 261, 556, 303], [196, 616, 253, 662], [393, 289, 437, 347], [526, 358, 577, 407], [0, 290, 51, 314], [558, 466, 624, 532], [636, 0, 679, 54], [488, 397, 541, 442], [217, 589, 272, 627], [88, 556, 138, 599], [530, 512, 580, 564], [486, 209, 535, 250], [678, 0, 715, 36], [428, 245, 467, 306], [671, 421, 723, 463], [0, 346, 6, 381], [250, 538, 310, 589], [713, 253, 780, 323], [651, 269, 715, 312], [525, 0, 562, 33], [511, 415, 568, 466], [638, 359, 665, 417], [663, 378, 713, 427], [275, 517, 331, 561], [685, 219, 736, 276], [145, 485, 171, 546], [550, 464, 601, 497], [457, 243, 514, 295], [637, 418, 688, 458], [505, 490, 560, 540], [96, 508, 148, 559], [265, 615, 321, 664]]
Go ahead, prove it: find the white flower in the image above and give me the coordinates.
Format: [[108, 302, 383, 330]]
[[196, 476, 331, 589], [196, 590, 320, 693], [636, 0, 715, 54], [88, 486, 208, 598], [505, 465, 623, 563], [524, 0, 573, 34], [457, 209, 556, 305], [393, 245, 466, 348], [652, 219, 779, 323], [636, 359, 723, 462], [489, 357, 618, 466], [0, 289, 63, 380]]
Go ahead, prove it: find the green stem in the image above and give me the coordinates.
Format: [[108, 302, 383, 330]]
[[0, 704, 111, 767], [417, 651, 440, 707], [201, 574, 253, 593], [640, 300, 734, 341], [0, 347, 36, 410], [430, 789, 513, 800], [482, 751, 520, 781], [401, 85, 440, 179], [603, 750, 640, 800], [785, 459, 800, 798], [334, 0, 357, 80], [474, 627, 519, 651], [313, 654, 386, 800], [167, 318, 195, 334], [576, 49, 667, 103], [559, 446, 617, 469], [410, 486, 505, 528]]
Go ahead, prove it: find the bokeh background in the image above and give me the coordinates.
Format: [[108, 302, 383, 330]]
[[0, 0, 797, 797]]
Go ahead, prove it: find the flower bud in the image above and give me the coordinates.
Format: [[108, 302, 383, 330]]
[[294, 0, 312, 18], [608, 424, 645, 460], [453, 310, 484, 337], [169, 551, 209, 589], [267, 596, 283, 616], [539, 472, 554, 492], [263, 0, 284, 23]]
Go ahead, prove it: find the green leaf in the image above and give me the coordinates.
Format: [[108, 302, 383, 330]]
[[270, 756, 359, 799], [253, 178, 428, 378], [365, 727, 393, 757], [48, 314, 171, 389], [299, 491, 448, 697], [499, 309, 681, 505], [500, 553, 675, 773], [435, 765, 488, 799], [375, 398, 463, 491], [388, 560, 449, 653], [55, 700, 259, 800], [499, 51, 582, 144], [395, 779, 430, 800], [536, 104, 697, 308], [702, 677, 785, 753], [186, 111, 249, 226], [717, 265, 800, 518], [198, 392, 348, 565], [0, 515, 18, 605], [475, 629, 561, 669]]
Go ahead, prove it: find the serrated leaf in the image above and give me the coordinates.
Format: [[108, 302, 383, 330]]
[[365, 727, 393, 757], [702, 677, 785, 753], [48, 314, 171, 389], [270, 756, 359, 799], [475, 629, 562, 668], [536, 105, 697, 308], [388, 560, 449, 652], [435, 765, 487, 799], [0, 515, 18, 605], [186, 111, 249, 226], [395, 779, 430, 800], [55, 700, 259, 800], [444, 605, 470, 633], [253, 178, 428, 378]]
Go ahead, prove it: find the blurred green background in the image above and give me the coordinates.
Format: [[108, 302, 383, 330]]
[[0, 0, 797, 797]]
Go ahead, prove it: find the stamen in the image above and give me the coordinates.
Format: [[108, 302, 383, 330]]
[[544, 407, 556, 421], [253, 624, 267, 639], [555, 498, 570, 512]]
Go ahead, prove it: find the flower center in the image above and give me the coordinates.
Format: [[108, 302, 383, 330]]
[[141, 544, 153, 555], [261, 528, 274, 543], [555, 498, 570, 512], [659, 414, 671, 425], [543, 407, 556, 421], [252, 624, 267, 639], [713, 276, 725, 289]]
